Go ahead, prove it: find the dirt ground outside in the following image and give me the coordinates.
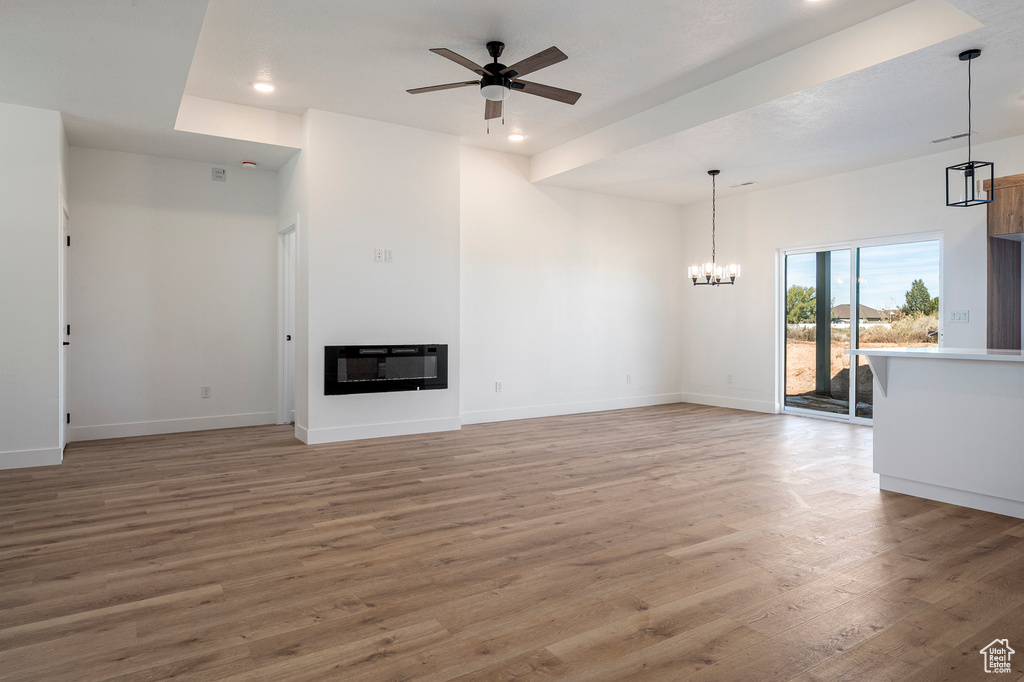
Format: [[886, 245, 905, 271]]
[[785, 339, 933, 395]]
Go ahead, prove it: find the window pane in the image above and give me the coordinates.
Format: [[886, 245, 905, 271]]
[[855, 240, 941, 418], [785, 250, 851, 415]]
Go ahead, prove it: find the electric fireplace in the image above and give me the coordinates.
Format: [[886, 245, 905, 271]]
[[324, 345, 448, 395]]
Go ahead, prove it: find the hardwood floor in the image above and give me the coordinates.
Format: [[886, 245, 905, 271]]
[[2, 403, 1023, 681]]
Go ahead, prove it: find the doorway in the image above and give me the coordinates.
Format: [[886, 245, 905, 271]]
[[278, 223, 296, 425]]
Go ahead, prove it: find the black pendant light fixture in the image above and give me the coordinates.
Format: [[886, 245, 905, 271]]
[[946, 49, 993, 207], [688, 170, 739, 286]]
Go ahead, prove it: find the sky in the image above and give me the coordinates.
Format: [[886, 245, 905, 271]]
[[786, 240, 940, 311]]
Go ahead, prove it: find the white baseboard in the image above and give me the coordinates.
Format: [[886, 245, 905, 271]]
[[678, 392, 776, 414], [305, 417, 461, 445], [295, 423, 309, 444], [0, 447, 63, 470], [460, 393, 684, 426], [880, 475, 1024, 520], [70, 412, 277, 441]]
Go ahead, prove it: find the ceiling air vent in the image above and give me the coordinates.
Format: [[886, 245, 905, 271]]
[[931, 132, 971, 144], [730, 181, 757, 188]]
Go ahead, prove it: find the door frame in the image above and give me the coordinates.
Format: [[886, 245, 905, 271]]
[[58, 201, 70, 450], [277, 220, 297, 425], [776, 230, 944, 424]]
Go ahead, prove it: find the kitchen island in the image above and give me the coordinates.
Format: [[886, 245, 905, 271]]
[[848, 347, 1024, 518]]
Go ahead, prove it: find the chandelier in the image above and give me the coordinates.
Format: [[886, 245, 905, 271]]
[[688, 170, 740, 286]]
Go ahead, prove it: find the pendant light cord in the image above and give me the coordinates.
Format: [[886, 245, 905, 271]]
[[967, 54, 973, 164], [711, 172, 716, 265]]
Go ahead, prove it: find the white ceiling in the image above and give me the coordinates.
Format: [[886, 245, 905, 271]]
[[537, 0, 1024, 203], [184, 0, 917, 155], [1, 0, 1022, 204], [0, 0, 298, 169]]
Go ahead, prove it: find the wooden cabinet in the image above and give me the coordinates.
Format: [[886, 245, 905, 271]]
[[988, 173, 1024, 236], [988, 237, 1021, 350], [987, 173, 1024, 349]]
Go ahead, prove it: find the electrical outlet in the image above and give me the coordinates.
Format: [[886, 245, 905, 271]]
[[385, 249, 394, 262], [374, 248, 384, 262], [727, 373, 734, 384], [626, 374, 632, 384], [495, 381, 502, 393], [200, 385, 211, 399]]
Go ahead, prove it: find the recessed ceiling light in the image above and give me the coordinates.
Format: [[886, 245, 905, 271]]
[[253, 82, 275, 93], [508, 133, 525, 142]]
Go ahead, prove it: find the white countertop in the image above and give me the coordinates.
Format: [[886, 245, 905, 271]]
[[846, 347, 1024, 362]]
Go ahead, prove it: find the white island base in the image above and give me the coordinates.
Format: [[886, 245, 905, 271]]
[[848, 348, 1024, 519]]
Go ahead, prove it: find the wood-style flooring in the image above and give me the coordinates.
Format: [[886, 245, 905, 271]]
[[2, 403, 1023, 681]]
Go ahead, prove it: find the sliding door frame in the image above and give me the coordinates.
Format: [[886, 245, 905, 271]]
[[776, 230, 944, 424]]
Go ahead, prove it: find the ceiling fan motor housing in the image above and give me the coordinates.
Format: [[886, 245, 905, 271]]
[[480, 63, 511, 101]]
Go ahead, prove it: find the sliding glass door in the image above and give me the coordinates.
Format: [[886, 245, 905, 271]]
[[783, 237, 940, 422]]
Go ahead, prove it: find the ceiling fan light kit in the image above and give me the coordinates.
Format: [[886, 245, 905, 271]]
[[689, 170, 740, 286], [407, 40, 582, 128], [480, 41, 511, 101], [946, 48, 993, 207]]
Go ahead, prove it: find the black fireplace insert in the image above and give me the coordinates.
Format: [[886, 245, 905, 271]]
[[324, 345, 448, 395]]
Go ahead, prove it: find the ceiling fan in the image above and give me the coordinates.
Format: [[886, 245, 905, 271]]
[[407, 41, 582, 122]]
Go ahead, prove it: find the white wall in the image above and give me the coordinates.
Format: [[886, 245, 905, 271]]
[[0, 103, 64, 468], [461, 147, 686, 423], [298, 110, 461, 444], [679, 135, 1024, 412], [68, 148, 279, 439]]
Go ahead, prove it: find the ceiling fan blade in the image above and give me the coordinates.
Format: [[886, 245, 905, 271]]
[[510, 79, 581, 105], [501, 46, 567, 78], [407, 81, 479, 95], [429, 48, 487, 75], [484, 99, 502, 120]]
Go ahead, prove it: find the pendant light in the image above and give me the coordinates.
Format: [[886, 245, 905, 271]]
[[946, 49, 993, 207], [688, 170, 740, 286]]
